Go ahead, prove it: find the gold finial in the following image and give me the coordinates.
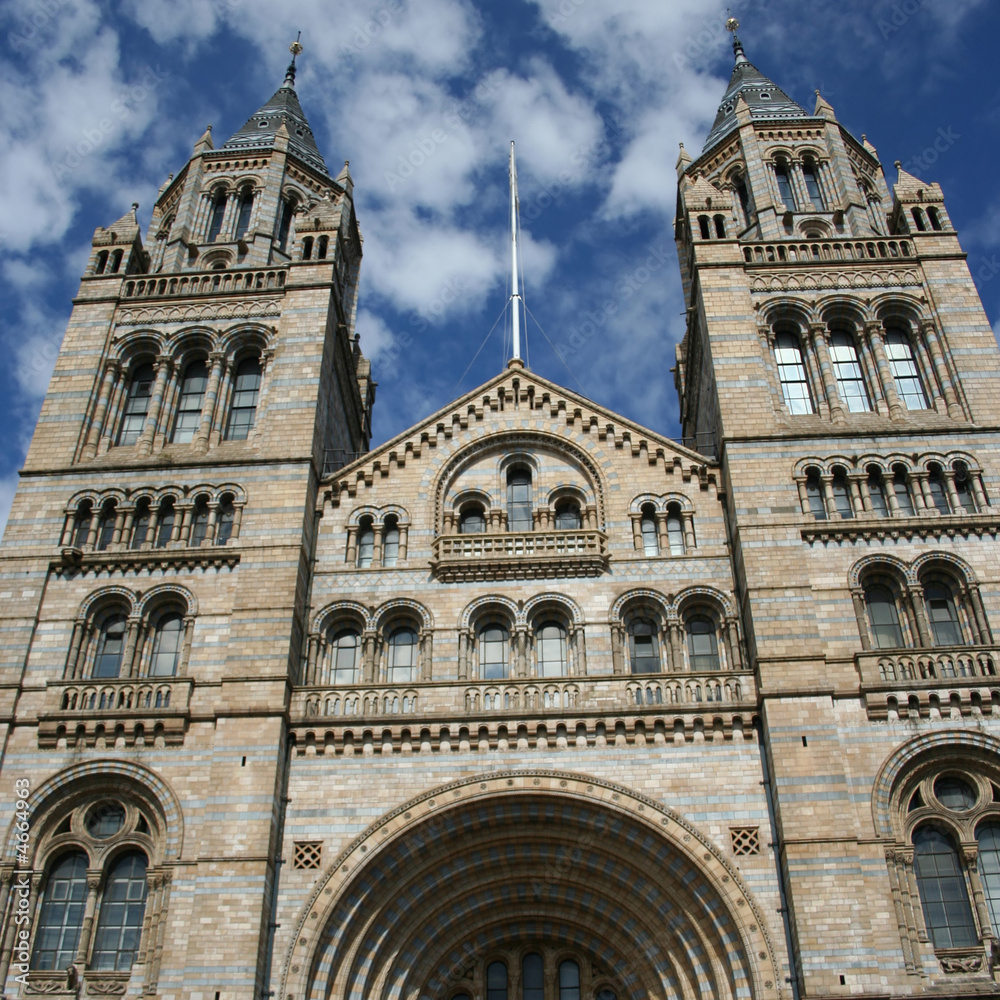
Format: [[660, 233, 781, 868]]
[[290, 31, 303, 58], [726, 16, 740, 33]]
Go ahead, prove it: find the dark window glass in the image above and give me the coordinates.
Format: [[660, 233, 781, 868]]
[[913, 826, 976, 949], [460, 507, 486, 533], [774, 163, 796, 209], [357, 524, 374, 568], [150, 613, 183, 676], [911, 208, 926, 232], [155, 498, 175, 548], [72, 502, 93, 549], [925, 583, 962, 646], [803, 163, 825, 209], [225, 358, 261, 440], [885, 331, 927, 410], [130, 500, 150, 549], [96, 502, 117, 550], [713, 214, 726, 238], [522, 953, 544, 1000], [666, 511, 685, 554], [954, 464, 978, 513], [893, 469, 914, 516], [831, 471, 853, 519], [536, 621, 567, 677], [207, 190, 227, 242], [928, 207, 943, 231], [559, 960, 581, 1000], [31, 852, 87, 970], [805, 472, 826, 519], [172, 360, 208, 442], [698, 215, 710, 239], [687, 616, 720, 671], [734, 175, 751, 222], [235, 189, 254, 240], [383, 520, 400, 566], [640, 506, 658, 555], [302, 236, 314, 261], [977, 822, 1000, 935], [867, 470, 888, 517], [329, 630, 360, 685], [866, 586, 903, 648], [91, 851, 148, 971], [190, 498, 210, 546], [935, 776, 977, 811], [480, 625, 509, 680], [95, 615, 127, 678], [830, 332, 870, 412], [927, 468, 950, 514], [487, 961, 508, 1000], [507, 469, 532, 531], [118, 363, 154, 445], [555, 501, 581, 529], [388, 627, 418, 683], [775, 332, 813, 414], [630, 620, 660, 674], [216, 496, 235, 545], [86, 802, 125, 838], [277, 198, 295, 251]]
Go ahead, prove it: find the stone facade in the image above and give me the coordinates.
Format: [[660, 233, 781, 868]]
[[1, 38, 1000, 1000]]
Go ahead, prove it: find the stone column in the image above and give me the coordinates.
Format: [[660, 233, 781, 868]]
[[910, 474, 928, 514], [514, 628, 528, 678], [972, 474, 989, 511], [920, 321, 962, 417], [847, 474, 866, 517], [398, 525, 409, 561], [726, 620, 742, 669], [458, 631, 470, 680], [610, 626, 624, 675], [194, 352, 227, 453], [630, 515, 643, 551], [944, 472, 963, 515], [82, 360, 121, 459], [810, 324, 844, 420], [909, 586, 931, 647], [66, 621, 85, 678], [655, 512, 669, 553], [852, 589, 871, 651], [573, 627, 587, 676], [249, 348, 275, 444], [137, 355, 173, 454], [963, 844, 992, 946], [820, 474, 837, 519], [362, 631, 377, 684], [305, 635, 321, 685], [969, 587, 993, 644], [372, 526, 384, 567], [866, 323, 904, 418], [74, 871, 104, 964], [795, 479, 810, 515], [682, 512, 696, 549], [668, 620, 683, 671], [856, 333, 885, 414], [419, 630, 433, 681]]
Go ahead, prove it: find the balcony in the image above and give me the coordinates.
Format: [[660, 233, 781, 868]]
[[743, 237, 913, 266], [122, 268, 286, 299], [431, 529, 609, 582]]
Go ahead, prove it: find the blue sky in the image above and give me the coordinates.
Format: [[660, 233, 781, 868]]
[[1, 0, 998, 533]]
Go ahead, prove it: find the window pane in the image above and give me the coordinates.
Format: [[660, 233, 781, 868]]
[[523, 953, 544, 1000], [190, 502, 210, 546], [913, 826, 976, 949], [329, 630, 360, 685], [555, 502, 581, 529], [935, 776, 977, 811], [667, 514, 685, 554], [91, 852, 148, 971], [866, 586, 903, 648], [927, 471, 950, 514], [480, 625, 509, 680], [86, 802, 125, 838], [207, 192, 227, 242], [97, 504, 117, 551], [867, 472, 888, 517], [954, 465, 978, 513], [389, 628, 418, 683], [507, 470, 532, 531], [172, 361, 208, 442], [640, 510, 658, 555], [383, 524, 399, 566], [830, 333, 870, 412], [893, 471, 914, 516], [31, 852, 88, 970], [630, 621, 660, 674], [118, 364, 154, 445], [925, 584, 962, 646], [155, 500, 175, 548], [95, 616, 127, 678], [235, 190, 254, 240], [832, 475, 853, 519], [460, 509, 485, 533], [806, 475, 826, 519], [216, 498, 235, 545], [559, 960, 581, 1000], [130, 503, 150, 548], [537, 622, 566, 677], [225, 359, 261, 440], [775, 333, 813, 415], [687, 616, 720, 670], [803, 165, 825, 209], [150, 613, 183, 676], [487, 961, 508, 1000], [978, 823, 1000, 936], [774, 165, 796, 209], [885, 331, 927, 409], [357, 526, 374, 568]]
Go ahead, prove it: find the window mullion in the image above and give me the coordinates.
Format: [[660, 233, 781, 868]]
[[73, 871, 103, 966]]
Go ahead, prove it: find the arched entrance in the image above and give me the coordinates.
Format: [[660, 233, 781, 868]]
[[281, 772, 778, 1000]]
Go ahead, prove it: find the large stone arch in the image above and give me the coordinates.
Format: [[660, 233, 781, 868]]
[[280, 771, 779, 1000]]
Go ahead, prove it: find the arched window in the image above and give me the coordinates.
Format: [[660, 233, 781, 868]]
[[734, 173, 751, 223], [479, 624, 509, 680], [911, 208, 927, 232], [277, 196, 296, 252], [207, 189, 228, 242], [31, 852, 88, 970], [892, 467, 915, 516], [95, 250, 109, 275], [486, 961, 508, 1000], [383, 517, 400, 567], [317, 235, 329, 259], [559, 961, 581, 1000], [536, 621, 567, 677], [90, 851, 148, 971], [555, 500, 581, 530], [155, 497, 175, 548], [977, 822, 1000, 935], [190, 496, 210, 546], [150, 612, 184, 676], [640, 503, 658, 555], [507, 468, 532, 531], [96, 500, 117, 550], [302, 236, 314, 261], [95, 614, 127, 678], [698, 215, 711, 240], [172, 360, 208, 442], [805, 469, 826, 520], [388, 627, 418, 683], [629, 620, 660, 674], [216, 495, 235, 545], [357, 521, 374, 568], [830, 331, 870, 412], [884, 330, 927, 409], [130, 499, 151, 549], [927, 466, 950, 514], [867, 467, 888, 517], [912, 826, 977, 949], [953, 463, 978, 513], [774, 161, 796, 209], [666, 507, 685, 554], [687, 615, 720, 671], [713, 214, 726, 239], [865, 585, 903, 649], [774, 331, 813, 414], [802, 161, 825, 210], [72, 500, 93, 549], [234, 187, 254, 240], [109, 249, 124, 274], [831, 469, 854, 519], [460, 506, 486, 533], [328, 629, 361, 685], [225, 357, 262, 441], [522, 953, 544, 1000], [925, 583, 963, 646], [928, 207, 943, 231], [118, 363, 154, 445]]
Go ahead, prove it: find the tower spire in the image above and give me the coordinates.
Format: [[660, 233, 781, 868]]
[[508, 140, 524, 366], [284, 32, 303, 89], [726, 15, 748, 65]]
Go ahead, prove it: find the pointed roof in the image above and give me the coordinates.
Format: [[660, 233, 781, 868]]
[[221, 48, 329, 177], [702, 32, 810, 152]]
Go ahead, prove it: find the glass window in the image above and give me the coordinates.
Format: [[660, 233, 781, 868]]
[[150, 613, 183, 676], [95, 615, 127, 678], [830, 332, 870, 412], [507, 469, 532, 531], [687, 616, 720, 671], [536, 621, 567, 677], [774, 163, 796, 209], [734, 174, 751, 222], [805, 471, 826, 519], [666, 510, 685, 554], [96, 502, 117, 551], [912, 826, 977, 949], [72, 502, 93, 549], [522, 953, 544, 1000], [831, 471, 854, 519], [225, 358, 261, 441], [155, 498, 175, 548], [235, 188, 254, 240], [172, 360, 208, 442], [486, 961, 508, 1000], [207, 190, 227, 242], [480, 625, 509, 680], [460, 507, 486, 533], [867, 469, 888, 517], [802, 163, 825, 210], [357, 524, 374, 568], [388, 627, 418, 683], [91, 851, 148, 971], [977, 822, 1000, 935], [774, 332, 813, 414], [86, 802, 125, 838], [935, 776, 977, 811], [630, 620, 660, 674], [866, 586, 903, 649], [927, 467, 950, 514], [911, 208, 926, 232], [893, 469, 914, 517], [190, 498, 210, 546], [925, 583, 962, 646], [555, 501, 581, 529], [130, 500, 150, 549], [954, 464, 978, 513], [329, 630, 360, 685], [118, 363, 154, 445], [559, 960, 581, 1000], [216, 496, 235, 545], [885, 331, 927, 409], [383, 520, 400, 567], [277, 197, 296, 252], [640, 505, 658, 555], [31, 852, 88, 970]]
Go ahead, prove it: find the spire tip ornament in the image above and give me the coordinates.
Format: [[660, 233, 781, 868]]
[[284, 32, 303, 87]]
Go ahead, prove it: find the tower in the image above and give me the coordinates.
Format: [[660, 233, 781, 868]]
[[674, 21, 1000, 996]]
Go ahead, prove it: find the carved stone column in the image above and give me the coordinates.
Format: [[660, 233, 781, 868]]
[[74, 870, 104, 964], [372, 525, 384, 567], [82, 360, 121, 459], [655, 512, 669, 553], [137, 355, 173, 455], [398, 525, 409, 561], [122, 616, 143, 678], [345, 526, 358, 565], [682, 512, 696, 550], [630, 515, 643, 551], [66, 621, 86, 678], [610, 626, 624, 675], [852, 589, 872, 651], [909, 586, 932, 647], [969, 586, 993, 644], [572, 627, 587, 676], [726, 619, 742, 670], [419, 630, 433, 681], [847, 473, 866, 517], [866, 323, 904, 419], [810, 324, 845, 420], [362, 631, 378, 684], [305, 634, 321, 685], [194, 352, 226, 452], [920, 321, 962, 417], [667, 619, 683, 671], [457, 631, 471, 680]]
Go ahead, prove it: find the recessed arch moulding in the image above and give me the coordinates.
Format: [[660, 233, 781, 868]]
[[279, 772, 781, 1000]]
